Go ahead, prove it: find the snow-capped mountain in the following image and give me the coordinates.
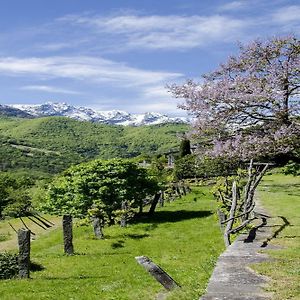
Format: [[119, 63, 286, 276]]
[[0, 104, 34, 118], [8, 102, 190, 126]]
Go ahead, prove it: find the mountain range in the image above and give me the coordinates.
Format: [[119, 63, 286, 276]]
[[3, 102, 190, 126]]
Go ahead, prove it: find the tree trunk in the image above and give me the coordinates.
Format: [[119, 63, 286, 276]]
[[139, 202, 143, 214], [148, 192, 161, 216], [224, 181, 238, 247], [282, 79, 291, 125], [92, 216, 104, 239], [159, 191, 165, 207], [62, 215, 74, 255], [243, 159, 254, 221], [176, 186, 182, 198], [18, 229, 30, 278]]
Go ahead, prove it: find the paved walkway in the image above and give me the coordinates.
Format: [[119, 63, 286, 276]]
[[201, 205, 276, 300]]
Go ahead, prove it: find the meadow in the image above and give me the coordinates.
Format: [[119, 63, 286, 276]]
[[0, 186, 224, 300]]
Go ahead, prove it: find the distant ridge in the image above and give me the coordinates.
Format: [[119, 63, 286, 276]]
[[0, 104, 34, 118], [7, 102, 190, 126]]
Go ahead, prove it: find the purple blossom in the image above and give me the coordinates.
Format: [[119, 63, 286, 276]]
[[169, 36, 300, 160]]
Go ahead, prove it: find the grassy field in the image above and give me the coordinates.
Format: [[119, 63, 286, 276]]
[[0, 186, 224, 300], [255, 172, 300, 299]]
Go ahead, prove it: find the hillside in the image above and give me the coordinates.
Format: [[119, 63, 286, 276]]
[[0, 116, 189, 175]]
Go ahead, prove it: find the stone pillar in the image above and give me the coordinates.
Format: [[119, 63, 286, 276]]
[[135, 256, 180, 290], [18, 229, 31, 278], [62, 215, 74, 255], [92, 216, 104, 239]]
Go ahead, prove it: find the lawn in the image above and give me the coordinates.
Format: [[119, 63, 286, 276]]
[[255, 172, 300, 299], [0, 186, 224, 300]]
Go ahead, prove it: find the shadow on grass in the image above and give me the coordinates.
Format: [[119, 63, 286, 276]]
[[261, 216, 290, 248], [111, 240, 125, 249], [30, 261, 45, 272], [124, 233, 150, 239], [42, 275, 108, 280], [132, 210, 212, 224], [261, 183, 300, 196], [110, 234, 151, 249]]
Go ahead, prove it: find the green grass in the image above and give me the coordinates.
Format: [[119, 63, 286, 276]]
[[255, 172, 300, 299], [0, 186, 224, 300]]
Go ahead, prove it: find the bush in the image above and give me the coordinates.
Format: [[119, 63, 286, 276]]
[[0, 252, 18, 279], [174, 155, 239, 179], [283, 161, 300, 176]]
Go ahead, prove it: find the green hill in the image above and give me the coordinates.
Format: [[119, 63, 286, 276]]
[[0, 116, 189, 175]]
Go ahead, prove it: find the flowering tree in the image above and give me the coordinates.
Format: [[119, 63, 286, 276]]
[[170, 36, 300, 245], [169, 36, 300, 161]]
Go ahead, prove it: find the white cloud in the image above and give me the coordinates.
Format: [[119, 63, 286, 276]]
[[0, 56, 183, 87], [272, 5, 300, 23], [218, 1, 248, 12], [60, 14, 247, 50], [143, 85, 171, 99], [37, 43, 73, 51], [20, 85, 81, 95]]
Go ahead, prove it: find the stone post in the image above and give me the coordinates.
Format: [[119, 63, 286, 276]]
[[92, 216, 104, 239], [135, 256, 180, 290], [62, 215, 74, 255], [18, 229, 31, 278]]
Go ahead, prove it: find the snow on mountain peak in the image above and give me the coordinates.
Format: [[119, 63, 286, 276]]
[[9, 102, 190, 126]]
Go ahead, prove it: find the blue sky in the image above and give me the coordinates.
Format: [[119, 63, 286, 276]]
[[0, 0, 299, 116]]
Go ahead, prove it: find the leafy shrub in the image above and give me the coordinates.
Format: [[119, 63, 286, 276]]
[[174, 155, 239, 179], [283, 161, 300, 176], [2, 190, 32, 218], [0, 252, 18, 279]]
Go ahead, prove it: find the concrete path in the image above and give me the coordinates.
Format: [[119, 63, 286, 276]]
[[201, 206, 276, 300]]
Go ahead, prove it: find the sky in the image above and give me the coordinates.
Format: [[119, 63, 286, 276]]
[[0, 0, 299, 116]]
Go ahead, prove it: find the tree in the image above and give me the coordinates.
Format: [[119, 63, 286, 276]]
[[42, 158, 159, 249], [169, 36, 300, 161], [0, 173, 35, 219], [170, 36, 299, 246], [174, 155, 239, 179]]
